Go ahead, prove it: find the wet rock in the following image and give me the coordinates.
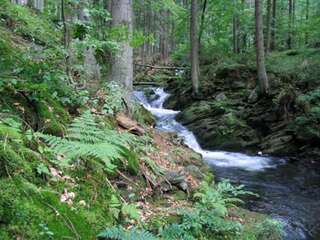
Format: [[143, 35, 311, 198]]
[[185, 165, 203, 179], [248, 88, 259, 103], [164, 170, 189, 192], [260, 131, 296, 155], [165, 171, 185, 185], [215, 92, 227, 101]]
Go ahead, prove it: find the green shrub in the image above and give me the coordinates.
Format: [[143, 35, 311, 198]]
[[98, 226, 158, 240], [254, 218, 284, 240]]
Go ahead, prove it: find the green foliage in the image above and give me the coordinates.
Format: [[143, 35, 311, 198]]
[[254, 218, 284, 240], [0, 1, 60, 44], [97, 180, 265, 240], [161, 224, 194, 240], [121, 204, 140, 221], [158, 180, 257, 240], [0, 116, 22, 141], [195, 180, 258, 208], [39, 111, 138, 172], [103, 82, 126, 115], [98, 226, 158, 240], [291, 88, 320, 141]]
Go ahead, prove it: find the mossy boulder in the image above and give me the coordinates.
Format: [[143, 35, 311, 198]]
[[177, 100, 256, 151]]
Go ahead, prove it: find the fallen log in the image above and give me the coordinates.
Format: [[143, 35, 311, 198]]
[[116, 112, 145, 136], [134, 63, 186, 70], [133, 82, 161, 86]]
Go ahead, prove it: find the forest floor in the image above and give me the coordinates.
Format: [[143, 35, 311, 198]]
[[0, 3, 282, 239]]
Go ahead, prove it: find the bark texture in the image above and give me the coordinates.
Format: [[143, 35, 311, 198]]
[[271, 0, 277, 50], [190, 0, 200, 95], [111, 0, 133, 91], [266, 0, 272, 53], [255, 0, 269, 95]]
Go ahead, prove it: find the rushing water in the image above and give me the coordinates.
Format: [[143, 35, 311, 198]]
[[134, 87, 320, 240]]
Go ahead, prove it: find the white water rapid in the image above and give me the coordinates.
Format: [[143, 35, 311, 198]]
[[134, 87, 280, 171], [134, 87, 320, 240]]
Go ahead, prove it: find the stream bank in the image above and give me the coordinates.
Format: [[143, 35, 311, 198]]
[[134, 86, 320, 240], [161, 50, 320, 161]]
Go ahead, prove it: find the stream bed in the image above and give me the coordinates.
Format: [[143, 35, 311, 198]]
[[134, 87, 320, 240]]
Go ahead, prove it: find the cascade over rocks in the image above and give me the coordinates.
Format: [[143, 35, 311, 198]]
[[163, 55, 320, 160]]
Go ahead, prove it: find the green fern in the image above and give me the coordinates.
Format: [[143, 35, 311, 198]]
[[161, 224, 195, 240], [39, 111, 138, 172], [97, 226, 158, 240], [194, 180, 257, 212]]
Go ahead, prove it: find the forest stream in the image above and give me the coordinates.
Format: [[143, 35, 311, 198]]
[[134, 87, 320, 240]]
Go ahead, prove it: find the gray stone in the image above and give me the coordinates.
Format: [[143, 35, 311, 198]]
[[185, 165, 203, 179], [215, 92, 227, 101], [248, 88, 259, 103]]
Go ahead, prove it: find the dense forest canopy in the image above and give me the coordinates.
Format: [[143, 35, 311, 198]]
[[1, 0, 320, 239]]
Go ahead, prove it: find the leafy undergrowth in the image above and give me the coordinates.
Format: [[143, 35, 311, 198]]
[[0, 3, 283, 239], [0, 1, 60, 45], [0, 84, 283, 239]]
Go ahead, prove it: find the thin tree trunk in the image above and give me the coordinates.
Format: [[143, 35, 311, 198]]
[[191, 0, 200, 95], [287, 0, 293, 49], [266, 0, 272, 53], [305, 0, 309, 45], [111, 0, 133, 91], [255, 0, 269, 95], [270, 0, 277, 50], [241, 0, 247, 52], [232, 0, 240, 54], [233, 15, 238, 53], [199, 0, 207, 48]]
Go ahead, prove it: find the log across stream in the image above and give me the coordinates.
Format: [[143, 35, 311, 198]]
[[134, 87, 320, 240]]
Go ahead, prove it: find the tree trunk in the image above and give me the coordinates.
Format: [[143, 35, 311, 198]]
[[287, 0, 293, 49], [232, 0, 240, 54], [199, 0, 207, 49], [266, 0, 272, 53], [255, 0, 269, 95], [27, 0, 44, 11], [305, 0, 309, 45], [270, 0, 277, 50], [111, 0, 133, 91], [191, 0, 200, 95]]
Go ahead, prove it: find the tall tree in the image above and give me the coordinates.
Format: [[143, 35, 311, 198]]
[[305, 0, 310, 45], [270, 0, 277, 50], [111, 0, 133, 91], [199, 0, 207, 48], [266, 0, 272, 53], [287, 0, 293, 49], [255, 0, 269, 95], [190, 0, 200, 95], [232, 0, 240, 54]]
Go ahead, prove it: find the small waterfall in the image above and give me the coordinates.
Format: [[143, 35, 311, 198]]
[[134, 88, 279, 171], [134, 87, 320, 240]]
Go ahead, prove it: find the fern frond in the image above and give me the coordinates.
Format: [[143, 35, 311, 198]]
[[39, 111, 139, 172], [97, 226, 158, 240]]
